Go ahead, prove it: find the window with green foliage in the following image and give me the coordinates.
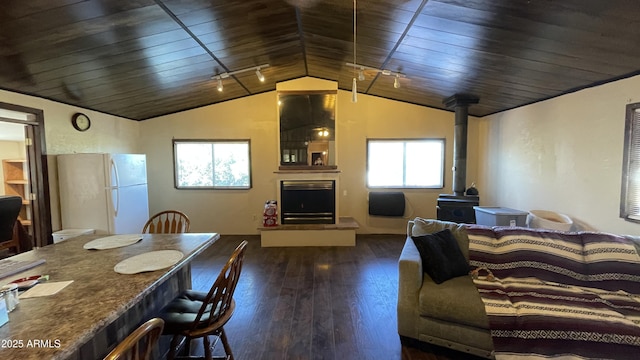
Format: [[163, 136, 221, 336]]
[[367, 139, 445, 188], [173, 140, 251, 189], [621, 103, 640, 222]]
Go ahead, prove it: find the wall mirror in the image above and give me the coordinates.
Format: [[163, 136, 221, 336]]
[[278, 90, 336, 168]]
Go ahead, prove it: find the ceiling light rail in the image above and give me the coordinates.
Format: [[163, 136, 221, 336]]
[[346, 62, 406, 80], [212, 64, 269, 92]]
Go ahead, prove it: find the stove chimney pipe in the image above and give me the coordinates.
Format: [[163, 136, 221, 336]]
[[443, 94, 479, 196]]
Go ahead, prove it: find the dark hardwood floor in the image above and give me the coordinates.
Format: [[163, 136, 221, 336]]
[[188, 234, 484, 360]]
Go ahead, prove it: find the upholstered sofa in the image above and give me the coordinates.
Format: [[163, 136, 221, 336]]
[[398, 218, 494, 358], [397, 218, 640, 359]]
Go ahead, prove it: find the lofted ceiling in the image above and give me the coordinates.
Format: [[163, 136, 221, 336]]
[[1, 0, 639, 120]]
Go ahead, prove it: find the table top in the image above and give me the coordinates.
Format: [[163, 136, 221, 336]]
[[0, 232, 219, 360]]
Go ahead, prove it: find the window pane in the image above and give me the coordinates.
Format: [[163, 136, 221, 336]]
[[368, 142, 404, 186], [622, 106, 640, 220], [405, 141, 443, 187], [176, 143, 213, 186], [175, 140, 251, 189], [213, 143, 250, 187], [367, 139, 444, 188]]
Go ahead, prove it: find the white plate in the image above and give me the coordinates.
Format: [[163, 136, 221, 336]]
[[83, 235, 143, 250], [114, 250, 184, 275]]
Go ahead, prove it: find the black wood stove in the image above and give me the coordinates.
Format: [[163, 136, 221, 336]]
[[437, 94, 480, 224]]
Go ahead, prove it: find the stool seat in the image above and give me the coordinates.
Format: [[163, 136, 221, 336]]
[[161, 290, 232, 333]]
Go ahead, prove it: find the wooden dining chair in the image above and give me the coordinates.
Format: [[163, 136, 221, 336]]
[[103, 317, 165, 360], [0, 196, 22, 254], [142, 210, 190, 234], [160, 240, 248, 360]]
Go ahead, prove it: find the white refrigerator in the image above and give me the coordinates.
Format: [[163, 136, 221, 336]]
[[57, 153, 150, 234]]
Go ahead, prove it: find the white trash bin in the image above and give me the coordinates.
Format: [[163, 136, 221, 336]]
[[527, 210, 573, 231], [52, 229, 95, 244]]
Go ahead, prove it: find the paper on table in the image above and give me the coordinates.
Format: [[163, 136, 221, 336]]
[[19, 281, 74, 299]]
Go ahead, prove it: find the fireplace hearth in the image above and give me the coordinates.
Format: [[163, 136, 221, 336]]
[[280, 180, 335, 224]]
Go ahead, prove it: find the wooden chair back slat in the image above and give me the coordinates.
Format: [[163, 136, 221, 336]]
[[142, 210, 190, 234], [103, 317, 164, 360], [192, 240, 247, 332]]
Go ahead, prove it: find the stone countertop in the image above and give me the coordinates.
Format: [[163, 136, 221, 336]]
[[0, 232, 219, 360]]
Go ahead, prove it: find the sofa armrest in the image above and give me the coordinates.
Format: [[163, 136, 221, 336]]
[[624, 235, 640, 254], [399, 236, 422, 290], [397, 236, 423, 338]]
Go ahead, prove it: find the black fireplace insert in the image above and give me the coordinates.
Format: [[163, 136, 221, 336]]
[[280, 180, 335, 224]]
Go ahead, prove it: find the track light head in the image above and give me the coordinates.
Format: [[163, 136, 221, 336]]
[[217, 78, 223, 92], [358, 68, 365, 81], [394, 75, 400, 89], [256, 67, 265, 82]]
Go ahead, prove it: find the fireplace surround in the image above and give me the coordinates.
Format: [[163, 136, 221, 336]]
[[261, 170, 356, 247]]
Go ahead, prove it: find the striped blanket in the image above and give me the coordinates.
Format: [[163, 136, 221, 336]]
[[467, 226, 640, 359]]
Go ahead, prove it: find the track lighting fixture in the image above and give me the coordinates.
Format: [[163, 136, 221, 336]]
[[211, 63, 269, 92], [358, 69, 365, 81], [346, 62, 406, 88]]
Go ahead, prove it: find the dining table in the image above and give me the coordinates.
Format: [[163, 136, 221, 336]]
[[0, 232, 220, 360]]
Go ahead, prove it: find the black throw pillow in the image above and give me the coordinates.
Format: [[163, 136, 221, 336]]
[[411, 229, 469, 284]]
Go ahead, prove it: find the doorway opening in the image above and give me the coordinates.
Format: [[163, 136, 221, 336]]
[[0, 102, 52, 254]]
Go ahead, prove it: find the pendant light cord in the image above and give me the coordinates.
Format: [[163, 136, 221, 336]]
[[353, 0, 357, 78], [352, 0, 358, 103]]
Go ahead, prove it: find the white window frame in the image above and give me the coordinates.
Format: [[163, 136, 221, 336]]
[[621, 103, 640, 222], [366, 138, 445, 189], [173, 139, 252, 190]]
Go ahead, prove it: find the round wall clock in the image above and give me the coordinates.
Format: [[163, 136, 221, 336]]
[[71, 112, 91, 131]]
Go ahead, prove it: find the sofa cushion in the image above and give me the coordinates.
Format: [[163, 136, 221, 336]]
[[411, 229, 469, 284], [418, 275, 490, 330], [411, 217, 470, 260]]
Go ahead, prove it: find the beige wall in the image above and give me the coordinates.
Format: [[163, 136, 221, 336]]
[[336, 88, 479, 234], [0, 89, 140, 231], [14, 73, 639, 237], [0, 89, 140, 155], [141, 77, 471, 234], [477, 75, 640, 235]]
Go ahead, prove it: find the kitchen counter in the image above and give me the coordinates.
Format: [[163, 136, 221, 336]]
[[0, 232, 219, 360]]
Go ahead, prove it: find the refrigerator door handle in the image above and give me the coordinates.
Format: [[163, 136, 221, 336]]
[[113, 187, 120, 217], [111, 158, 120, 217]]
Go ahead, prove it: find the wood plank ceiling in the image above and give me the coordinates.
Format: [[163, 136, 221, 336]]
[[1, 0, 639, 120]]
